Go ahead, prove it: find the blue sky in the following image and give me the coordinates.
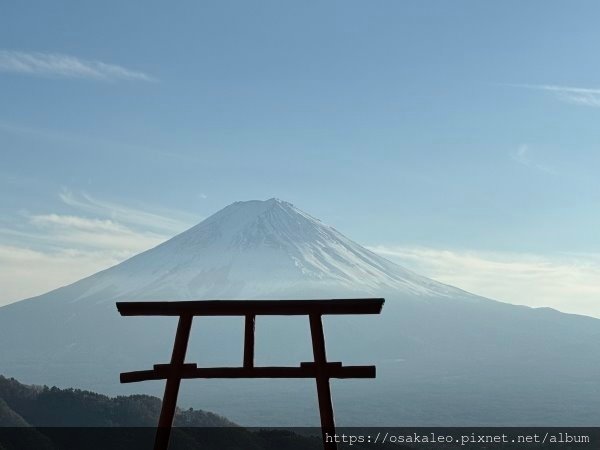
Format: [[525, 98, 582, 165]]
[[1, 1, 600, 315]]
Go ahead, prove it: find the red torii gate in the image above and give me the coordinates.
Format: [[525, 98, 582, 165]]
[[117, 298, 384, 450]]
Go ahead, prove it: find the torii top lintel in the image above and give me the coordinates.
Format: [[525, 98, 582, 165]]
[[116, 298, 384, 316]]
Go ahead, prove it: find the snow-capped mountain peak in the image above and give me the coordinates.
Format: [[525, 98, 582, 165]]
[[48, 199, 463, 303]]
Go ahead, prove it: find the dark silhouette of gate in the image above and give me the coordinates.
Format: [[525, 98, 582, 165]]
[[117, 298, 384, 450]]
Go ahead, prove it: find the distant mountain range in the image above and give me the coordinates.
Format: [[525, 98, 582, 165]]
[[1, 199, 599, 426]]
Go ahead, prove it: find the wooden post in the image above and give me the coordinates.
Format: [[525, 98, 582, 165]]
[[154, 314, 193, 450], [243, 314, 255, 368], [309, 313, 337, 450]]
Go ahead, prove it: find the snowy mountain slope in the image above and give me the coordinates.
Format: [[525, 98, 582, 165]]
[[46, 198, 466, 303], [1, 198, 600, 426]]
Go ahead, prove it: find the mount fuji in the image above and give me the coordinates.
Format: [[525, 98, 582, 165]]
[[1, 198, 599, 426]]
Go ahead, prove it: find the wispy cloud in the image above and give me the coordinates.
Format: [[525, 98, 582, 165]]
[[0, 210, 169, 305], [0, 50, 156, 82], [369, 245, 600, 318], [509, 83, 600, 107], [0, 190, 200, 306], [59, 189, 196, 234], [30, 214, 129, 233], [510, 144, 555, 174], [26, 213, 167, 252], [0, 244, 127, 305]]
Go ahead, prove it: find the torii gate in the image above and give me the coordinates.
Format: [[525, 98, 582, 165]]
[[117, 298, 384, 450]]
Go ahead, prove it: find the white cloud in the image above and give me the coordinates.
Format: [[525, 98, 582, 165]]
[[0, 50, 156, 82], [0, 190, 202, 306], [25, 213, 167, 252], [59, 189, 196, 234], [369, 245, 600, 318], [0, 244, 128, 305], [30, 214, 129, 233], [510, 144, 555, 174], [0, 211, 170, 306], [509, 83, 600, 107], [534, 84, 600, 107]]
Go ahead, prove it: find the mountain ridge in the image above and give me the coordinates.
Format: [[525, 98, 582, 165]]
[[13, 198, 474, 306]]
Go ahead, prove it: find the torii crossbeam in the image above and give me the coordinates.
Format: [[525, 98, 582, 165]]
[[117, 298, 385, 450]]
